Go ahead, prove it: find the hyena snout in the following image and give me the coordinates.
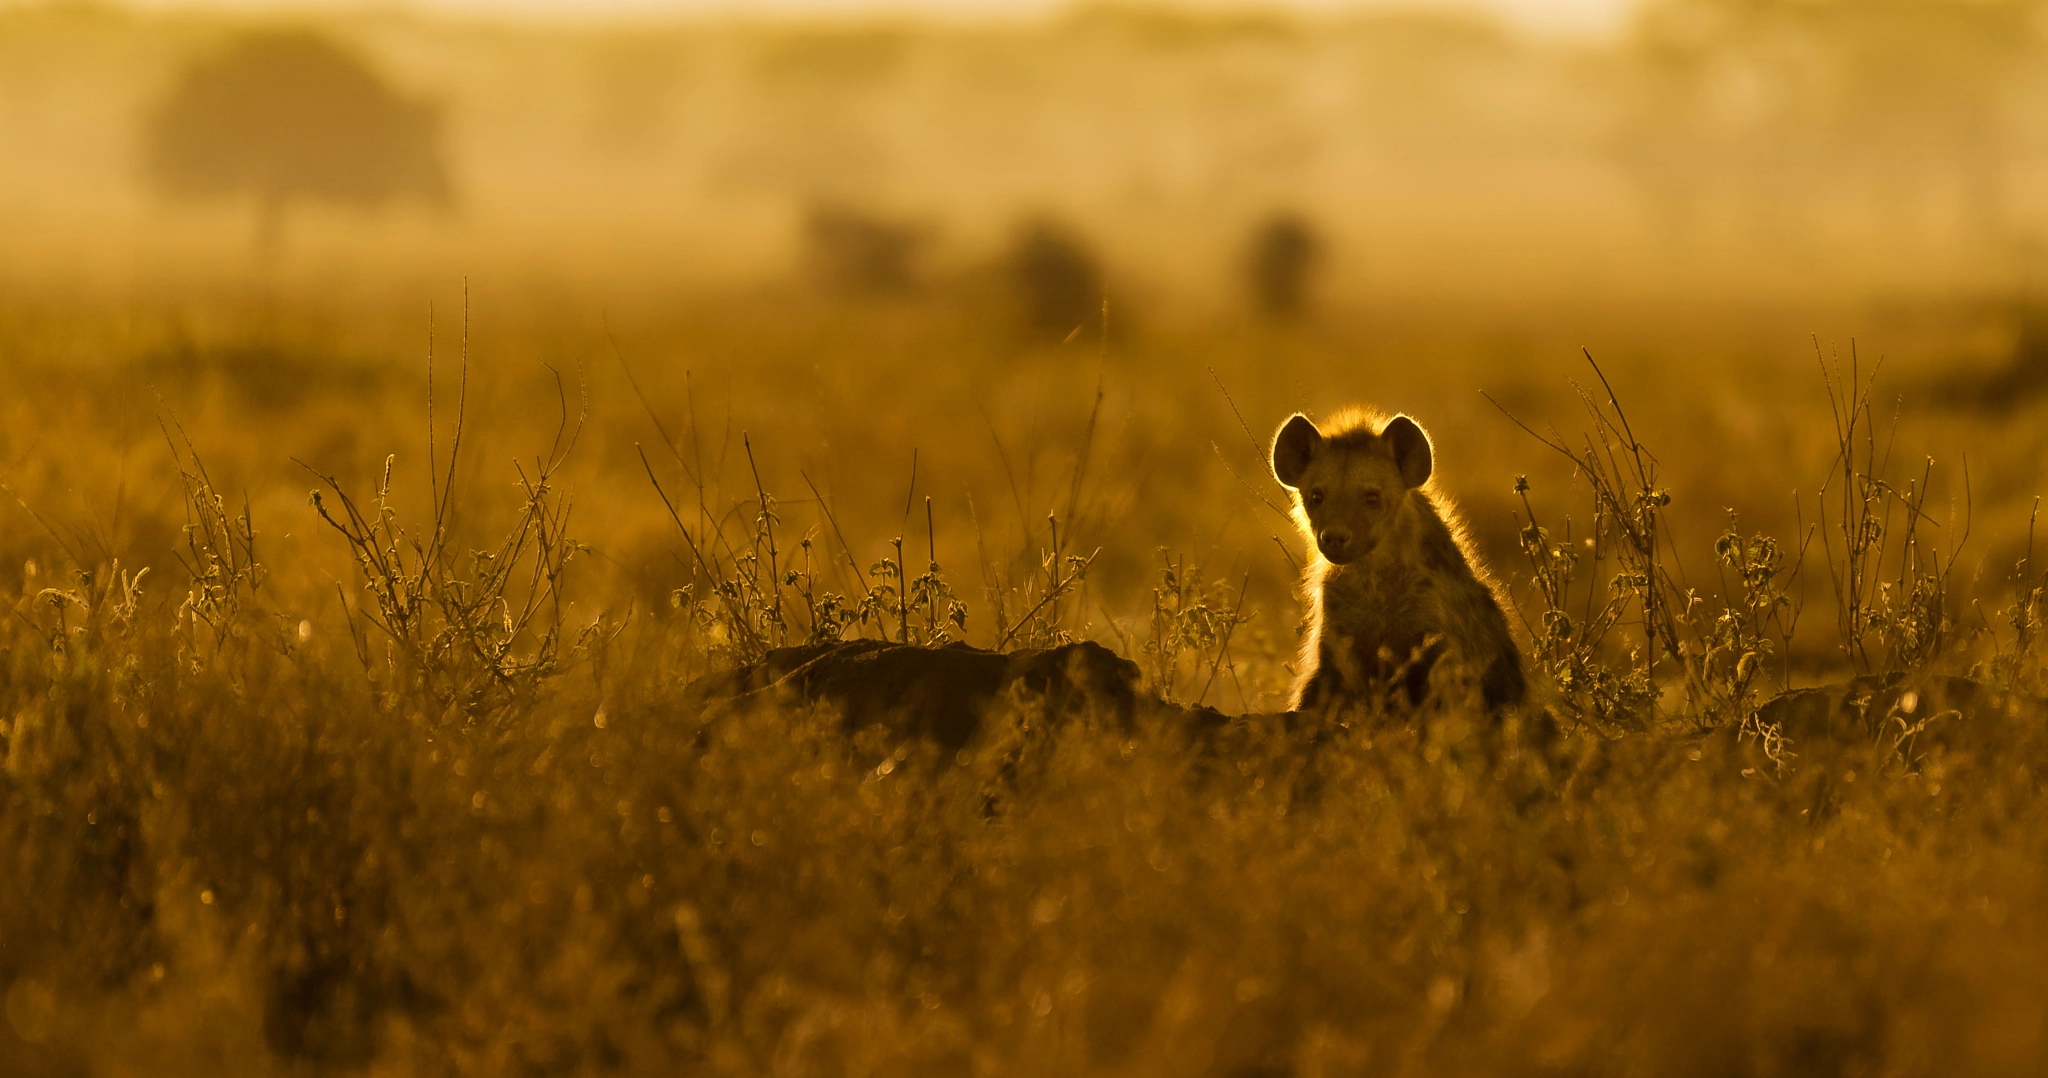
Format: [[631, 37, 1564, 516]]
[[1315, 527, 1356, 561]]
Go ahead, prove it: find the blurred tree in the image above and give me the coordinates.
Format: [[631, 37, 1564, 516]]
[[1244, 211, 1322, 320], [143, 29, 449, 259], [1005, 217, 1103, 339]]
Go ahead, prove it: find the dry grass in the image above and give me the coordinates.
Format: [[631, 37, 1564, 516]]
[[1, 278, 2046, 1076], [11, 3, 2048, 1070]]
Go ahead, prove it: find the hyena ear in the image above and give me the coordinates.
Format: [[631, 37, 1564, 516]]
[[1270, 414, 1321, 489], [1383, 415, 1433, 488]]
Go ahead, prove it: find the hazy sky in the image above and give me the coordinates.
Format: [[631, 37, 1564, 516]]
[[118, 0, 1644, 37]]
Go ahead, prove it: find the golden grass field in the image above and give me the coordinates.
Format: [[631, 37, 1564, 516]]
[[7, 2, 2048, 1074]]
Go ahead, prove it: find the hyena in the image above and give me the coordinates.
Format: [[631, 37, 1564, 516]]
[[1270, 408, 1525, 713]]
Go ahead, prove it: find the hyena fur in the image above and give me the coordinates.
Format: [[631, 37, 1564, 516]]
[[1270, 408, 1526, 712]]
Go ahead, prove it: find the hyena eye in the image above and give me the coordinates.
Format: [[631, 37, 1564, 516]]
[[1362, 491, 1382, 509], [1305, 489, 1325, 508]]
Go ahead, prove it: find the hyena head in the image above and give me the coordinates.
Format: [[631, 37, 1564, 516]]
[[1270, 411, 1433, 565]]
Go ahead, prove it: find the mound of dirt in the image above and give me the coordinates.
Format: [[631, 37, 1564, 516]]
[[688, 642, 2048, 786], [683, 639, 1164, 751], [1748, 673, 2048, 763]]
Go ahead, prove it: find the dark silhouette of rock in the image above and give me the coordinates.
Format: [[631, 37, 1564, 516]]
[[681, 640, 1541, 764], [694, 642, 2048, 783], [142, 29, 449, 257], [685, 639, 1149, 750], [1713, 674, 2048, 803], [1752, 673, 2042, 751]]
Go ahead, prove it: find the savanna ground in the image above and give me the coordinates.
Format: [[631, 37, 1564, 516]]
[[10, 3, 2048, 1075], [5, 276, 2046, 1077]]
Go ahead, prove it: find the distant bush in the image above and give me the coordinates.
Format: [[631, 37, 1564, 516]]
[[1244, 211, 1322, 319], [142, 29, 448, 256], [802, 201, 928, 295], [1933, 300, 2048, 413], [1004, 216, 1104, 339]]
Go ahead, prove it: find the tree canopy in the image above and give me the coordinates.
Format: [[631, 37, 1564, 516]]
[[143, 29, 448, 248]]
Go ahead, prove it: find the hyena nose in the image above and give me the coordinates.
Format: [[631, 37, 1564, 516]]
[[1318, 528, 1352, 555]]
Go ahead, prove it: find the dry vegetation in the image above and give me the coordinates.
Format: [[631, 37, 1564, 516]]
[[3, 278, 2046, 1076], [9, 1, 2048, 1074]]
